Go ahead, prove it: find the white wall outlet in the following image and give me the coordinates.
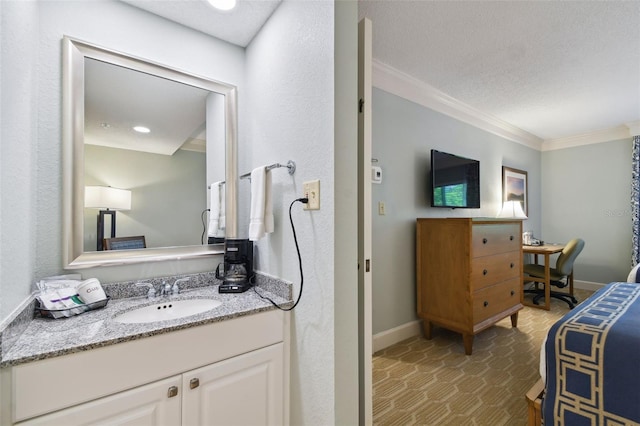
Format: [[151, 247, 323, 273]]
[[378, 201, 386, 215], [303, 179, 320, 210]]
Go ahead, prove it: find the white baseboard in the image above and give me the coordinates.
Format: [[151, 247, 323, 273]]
[[574, 280, 606, 292], [373, 320, 422, 353], [372, 281, 608, 353]]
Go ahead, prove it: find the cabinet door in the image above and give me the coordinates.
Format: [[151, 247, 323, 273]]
[[18, 376, 181, 426], [182, 343, 284, 426]]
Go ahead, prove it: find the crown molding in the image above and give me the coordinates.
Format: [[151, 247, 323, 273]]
[[541, 122, 638, 151], [627, 120, 640, 137], [372, 60, 543, 150], [180, 138, 206, 153]]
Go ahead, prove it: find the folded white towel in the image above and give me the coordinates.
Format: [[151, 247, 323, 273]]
[[264, 169, 273, 234], [249, 166, 274, 241], [218, 183, 226, 231], [208, 182, 225, 238]]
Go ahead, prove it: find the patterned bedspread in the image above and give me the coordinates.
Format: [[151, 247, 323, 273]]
[[543, 282, 640, 425]]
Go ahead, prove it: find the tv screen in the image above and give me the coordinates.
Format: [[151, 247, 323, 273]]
[[430, 149, 480, 208]]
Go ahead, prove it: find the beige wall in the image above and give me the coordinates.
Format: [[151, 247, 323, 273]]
[[542, 139, 633, 284], [83, 145, 206, 251]]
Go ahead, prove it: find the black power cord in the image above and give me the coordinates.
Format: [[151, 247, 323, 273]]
[[253, 197, 308, 311]]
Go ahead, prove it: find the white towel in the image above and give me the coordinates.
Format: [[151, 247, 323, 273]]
[[208, 182, 225, 238], [264, 170, 273, 234], [218, 183, 226, 232], [249, 166, 274, 241]]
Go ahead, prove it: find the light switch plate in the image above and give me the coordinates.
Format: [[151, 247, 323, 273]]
[[303, 180, 320, 210], [372, 166, 382, 184], [378, 201, 386, 215]]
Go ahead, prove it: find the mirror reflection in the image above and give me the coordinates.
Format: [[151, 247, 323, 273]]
[[63, 37, 238, 268], [83, 58, 214, 251]]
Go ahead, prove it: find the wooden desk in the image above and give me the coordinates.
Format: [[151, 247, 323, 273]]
[[522, 244, 565, 310]]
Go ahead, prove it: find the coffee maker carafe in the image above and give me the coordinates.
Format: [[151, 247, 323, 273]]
[[216, 238, 254, 293]]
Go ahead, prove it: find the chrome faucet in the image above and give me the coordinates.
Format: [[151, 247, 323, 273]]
[[135, 282, 157, 299], [137, 278, 190, 299], [172, 277, 190, 295], [158, 281, 172, 297]]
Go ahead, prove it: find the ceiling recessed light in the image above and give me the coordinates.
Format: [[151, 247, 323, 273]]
[[206, 0, 236, 11], [133, 126, 151, 134]]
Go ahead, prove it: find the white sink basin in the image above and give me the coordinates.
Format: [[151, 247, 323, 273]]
[[114, 299, 222, 324]]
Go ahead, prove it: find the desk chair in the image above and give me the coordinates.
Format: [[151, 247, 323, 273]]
[[523, 238, 585, 309], [104, 235, 146, 250]]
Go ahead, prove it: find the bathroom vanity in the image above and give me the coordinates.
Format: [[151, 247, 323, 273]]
[[0, 280, 291, 425], [0, 30, 291, 425]]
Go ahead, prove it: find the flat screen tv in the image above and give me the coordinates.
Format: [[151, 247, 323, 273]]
[[430, 149, 480, 208]]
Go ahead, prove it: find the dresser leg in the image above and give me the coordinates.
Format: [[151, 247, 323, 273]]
[[510, 311, 519, 328], [463, 334, 473, 355], [423, 320, 433, 340]]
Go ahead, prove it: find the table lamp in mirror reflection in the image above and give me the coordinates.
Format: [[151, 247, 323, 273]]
[[497, 200, 528, 219], [85, 186, 132, 251]]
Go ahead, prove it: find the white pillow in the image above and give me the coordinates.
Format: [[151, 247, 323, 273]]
[[627, 264, 640, 283]]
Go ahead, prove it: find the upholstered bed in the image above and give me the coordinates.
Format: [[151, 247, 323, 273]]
[[527, 281, 640, 426]]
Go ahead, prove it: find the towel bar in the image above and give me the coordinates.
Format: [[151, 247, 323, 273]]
[[208, 160, 296, 188], [240, 160, 296, 180]]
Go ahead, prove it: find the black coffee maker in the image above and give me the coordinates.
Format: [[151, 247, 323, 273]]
[[216, 238, 254, 293]]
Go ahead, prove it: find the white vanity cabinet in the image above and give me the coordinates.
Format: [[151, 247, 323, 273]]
[[17, 344, 283, 426], [4, 310, 288, 426], [17, 375, 183, 425], [182, 343, 283, 426]]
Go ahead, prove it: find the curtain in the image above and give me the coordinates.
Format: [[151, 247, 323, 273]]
[[632, 135, 640, 265]]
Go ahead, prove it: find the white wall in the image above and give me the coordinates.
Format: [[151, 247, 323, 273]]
[[244, 1, 348, 424], [371, 88, 542, 334], [0, 0, 244, 317], [1, 0, 39, 321], [2, 1, 361, 423], [541, 139, 633, 284]]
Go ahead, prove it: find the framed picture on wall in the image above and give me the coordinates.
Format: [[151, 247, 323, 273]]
[[502, 166, 528, 216]]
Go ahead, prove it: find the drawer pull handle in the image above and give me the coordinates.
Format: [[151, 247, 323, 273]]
[[510, 235, 514, 241], [482, 238, 488, 244], [483, 269, 488, 276], [168, 386, 179, 398], [483, 301, 489, 307], [510, 262, 515, 268], [510, 290, 515, 296], [190, 378, 200, 389]]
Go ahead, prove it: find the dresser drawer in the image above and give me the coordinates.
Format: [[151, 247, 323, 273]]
[[472, 223, 520, 257], [471, 251, 521, 290], [472, 278, 520, 323]]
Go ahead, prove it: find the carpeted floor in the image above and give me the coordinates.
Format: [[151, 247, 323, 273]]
[[372, 289, 593, 425]]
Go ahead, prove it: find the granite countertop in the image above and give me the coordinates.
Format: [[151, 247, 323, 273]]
[[1, 278, 291, 368]]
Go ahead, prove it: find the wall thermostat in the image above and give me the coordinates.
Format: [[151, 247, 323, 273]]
[[372, 166, 382, 184]]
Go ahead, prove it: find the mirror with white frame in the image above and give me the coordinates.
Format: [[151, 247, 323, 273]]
[[63, 37, 238, 268]]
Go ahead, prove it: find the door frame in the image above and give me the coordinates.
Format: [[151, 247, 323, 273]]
[[358, 17, 373, 426]]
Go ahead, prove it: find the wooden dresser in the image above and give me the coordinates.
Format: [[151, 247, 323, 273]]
[[416, 218, 523, 355]]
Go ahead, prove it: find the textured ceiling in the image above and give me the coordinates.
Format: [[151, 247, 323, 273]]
[[121, 0, 281, 47], [109, 0, 282, 154], [121, 0, 639, 142], [359, 0, 640, 141], [85, 58, 209, 156]]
